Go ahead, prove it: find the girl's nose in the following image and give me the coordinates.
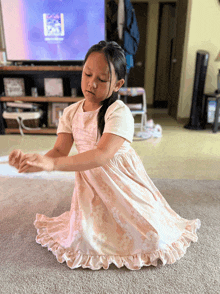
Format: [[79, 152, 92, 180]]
[[89, 80, 97, 89]]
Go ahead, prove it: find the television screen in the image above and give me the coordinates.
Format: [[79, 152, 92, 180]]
[[1, 0, 105, 63]]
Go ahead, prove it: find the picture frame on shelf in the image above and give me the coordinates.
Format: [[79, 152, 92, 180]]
[[3, 78, 25, 96], [48, 102, 68, 127], [44, 78, 63, 97]]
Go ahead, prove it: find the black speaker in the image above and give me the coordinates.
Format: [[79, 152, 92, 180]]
[[184, 50, 209, 130]]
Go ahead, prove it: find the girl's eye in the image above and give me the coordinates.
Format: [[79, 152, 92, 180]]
[[85, 73, 107, 83], [99, 78, 107, 83]]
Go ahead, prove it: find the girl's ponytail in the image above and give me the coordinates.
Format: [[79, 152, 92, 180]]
[[97, 92, 118, 137]]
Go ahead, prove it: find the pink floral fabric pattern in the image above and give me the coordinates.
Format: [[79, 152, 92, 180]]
[[34, 99, 201, 270]]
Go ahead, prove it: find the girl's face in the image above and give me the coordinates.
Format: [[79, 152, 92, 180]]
[[81, 52, 124, 106]]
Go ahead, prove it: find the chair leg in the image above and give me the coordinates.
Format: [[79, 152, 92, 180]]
[[142, 114, 146, 130], [16, 117, 24, 136], [144, 113, 147, 126], [140, 115, 143, 132]]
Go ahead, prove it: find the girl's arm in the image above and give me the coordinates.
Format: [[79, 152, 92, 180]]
[[10, 148, 65, 173], [18, 148, 107, 173], [18, 133, 125, 173], [17, 133, 74, 173], [53, 148, 108, 172], [53, 132, 126, 171], [46, 133, 74, 158]]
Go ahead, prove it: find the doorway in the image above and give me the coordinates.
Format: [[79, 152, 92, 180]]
[[168, 0, 189, 119], [107, 0, 189, 119], [154, 3, 176, 108]]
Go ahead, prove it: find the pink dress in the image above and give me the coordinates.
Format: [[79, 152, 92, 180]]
[[34, 99, 201, 270]]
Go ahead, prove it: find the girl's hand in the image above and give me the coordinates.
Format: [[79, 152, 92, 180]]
[[18, 154, 55, 173], [9, 149, 24, 169], [9, 150, 43, 173]]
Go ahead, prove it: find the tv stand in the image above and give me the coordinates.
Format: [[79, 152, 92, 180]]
[[15, 61, 84, 66], [0, 65, 84, 135]]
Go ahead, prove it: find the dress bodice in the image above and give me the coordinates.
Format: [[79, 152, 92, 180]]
[[72, 102, 131, 154]]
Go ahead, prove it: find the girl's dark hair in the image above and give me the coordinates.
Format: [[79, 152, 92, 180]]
[[83, 40, 127, 137]]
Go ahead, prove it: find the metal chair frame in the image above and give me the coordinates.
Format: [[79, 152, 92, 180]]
[[118, 87, 147, 132]]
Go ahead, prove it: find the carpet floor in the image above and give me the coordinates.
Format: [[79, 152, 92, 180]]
[[0, 174, 219, 294]]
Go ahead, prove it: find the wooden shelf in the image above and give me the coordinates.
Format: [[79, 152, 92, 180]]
[[1, 96, 84, 135], [0, 65, 83, 71], [5, 128, 57, 135], [0, 96, 84, 103], [0, 65, 84, 135]]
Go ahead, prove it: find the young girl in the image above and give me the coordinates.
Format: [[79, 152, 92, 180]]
[[9, 41, 201, 271]]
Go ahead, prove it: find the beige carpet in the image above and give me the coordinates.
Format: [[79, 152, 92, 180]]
[[0, 175, 219, 294]]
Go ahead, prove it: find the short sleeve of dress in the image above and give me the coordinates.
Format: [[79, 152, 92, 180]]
[[103, 100, 134, 143], [56, 102, 81, 135]]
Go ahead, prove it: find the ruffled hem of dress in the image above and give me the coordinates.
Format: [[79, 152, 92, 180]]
[[34, 216, 201, 271]]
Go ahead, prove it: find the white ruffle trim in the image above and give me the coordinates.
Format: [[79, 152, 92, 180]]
[[34, 217, 201, 271]]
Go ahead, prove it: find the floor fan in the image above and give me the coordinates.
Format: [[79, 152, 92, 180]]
[[184, 50, 209, 130]]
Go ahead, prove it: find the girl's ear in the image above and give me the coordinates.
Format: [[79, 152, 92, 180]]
[[114, 79, 125, 92]]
